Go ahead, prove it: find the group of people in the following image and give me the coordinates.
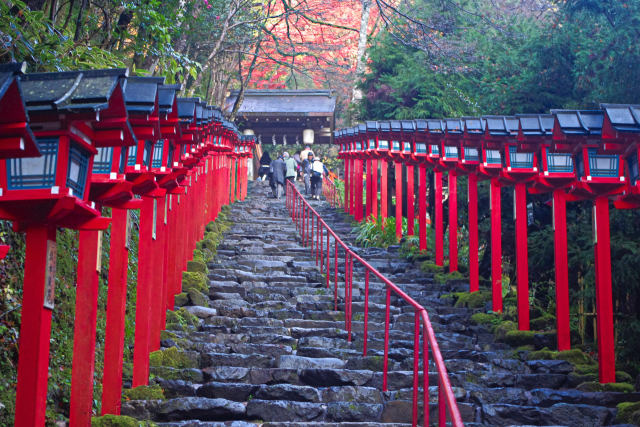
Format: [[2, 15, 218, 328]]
[[259, 148, 328, 200]]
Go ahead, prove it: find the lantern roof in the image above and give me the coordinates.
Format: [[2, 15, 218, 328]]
[[427, 119, 444, 133], [20, 68, 129, 114], [158, 84, 180, 115], [517, 114, 554, 136], [177, 97, 198, 121], [122, 76, 163, 114], [378, 121, 391, 132], [357, 123, 366, 135], [483, 115, 519, 136], [463, 117, 484, 135], [390, 120, 402, 133], [401, 120, 416, 133], [346, 127, 355, 137], [211, 107, 223, 122], [0, 62, 39, 158], [414, 119, 428, 132], [445, 118, 463, 134], [600, 104, 640, 134], [551, 110, 603, 136], [366, 121, 378, 132]]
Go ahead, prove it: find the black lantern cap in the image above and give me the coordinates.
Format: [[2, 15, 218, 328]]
[[378, 121, 391, 132], [445, 118, 463, 134], [346, 127, 355, 137], [401, 120, 416, 133], [177, 98, 198, 121], [600, 104, 640, 133], [414, 119, 428, 132], [517, 114, 554, 136], [551, 110, 603, 136], [357, 123, 366, 135], [366, 121, 378, 132], [463, 117, 484, 135], [427, 119, 444, 134], [158, 84, 180, 115], [390, 120, 402, 133], [483, 116, 519, 136], [21, 68, 129, 113], [123, 76, 164, 114]]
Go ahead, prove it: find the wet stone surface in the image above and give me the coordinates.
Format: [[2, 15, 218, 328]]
[[122, 181, 634, 426]]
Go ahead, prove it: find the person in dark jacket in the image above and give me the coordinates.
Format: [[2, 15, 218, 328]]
[[259, 151, 272, 180], [270, 155, 286, 199]]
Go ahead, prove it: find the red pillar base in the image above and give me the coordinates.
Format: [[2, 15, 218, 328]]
[[395, 161, 403, 241], [490, 179, 503, 313], [418, 164, 427, 252], [434, 170, 443, 266], [380, 160, 388, 221], [407, 164, 415, 236], [515, 183, 530, 330], [468, 174, 479, 292], [448, 172, 458, 272], [553, 189, 571, 351]]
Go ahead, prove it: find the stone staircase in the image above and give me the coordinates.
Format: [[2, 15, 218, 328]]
[[120, 181, 639, 426]]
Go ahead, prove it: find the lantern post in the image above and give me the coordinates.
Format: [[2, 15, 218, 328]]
[[411, 120, 430, 251], [457, 118, 484, 292], [376, 121, 392, 222], [426, 119, 445, 265], [1, 69, 118, 427], [336, 130, 346, 208], [552, 109, 626, 383], [401, 121, 417, 236], [365, 121, 379, 218], [388, 121, 406, 240]]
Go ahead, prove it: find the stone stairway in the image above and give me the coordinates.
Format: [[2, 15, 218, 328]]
[[119, 180, 638, 426]]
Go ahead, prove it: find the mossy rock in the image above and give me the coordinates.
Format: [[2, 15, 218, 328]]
[[573, 364, 598, 375], [205, 222, 217, 233], [165, 308, 200, 328], [122, 384, 165, 401], [150, 366, 204, 382], [420, 261, 444, 274], [470, 312, 501, 326], [617, 371, 634, 383], [615, 401, 640, 424], [527, 348, 557, 360], [452, 291, 491, 309], [92, 414, 156, 426], [530, 313, 556, 330], [160, 330, 178, 341], [504, 330, 536, 346], [447, 270, 465, 280], [555, 349, 594, 365], [494, 320, 517, 341], [187, 289, 209, 307], [149, 347, 197, 369], [174, 292, 189, 307], [192, 249, 212, 264], [182, 271, 208, 293], [577, 381, 634, 393]]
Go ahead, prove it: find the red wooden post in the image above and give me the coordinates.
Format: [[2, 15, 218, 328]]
[[101, 208, 130, 415], [553, 189, 571, 351], [14, 225, 56, 427], [355, 159, 364, 221], [344, 157, 350, 213], [514, 183, 530, 330], [366, 158, 372, 218], [132, 196, 155, 386], [448, 172, 458, 272], [468, 173, 479, 292], [593, 196, 616, 383], [69, 230, 101, 426], [371, 159, 378, 218], [418, 163, 427, 251], [490, 179, 503, 312], [407, 164, 415, 235], [150, 193, 167, 351], [380, 160, 388, 220], [434, 170, 444, 266], [395, 161, 403, 241]]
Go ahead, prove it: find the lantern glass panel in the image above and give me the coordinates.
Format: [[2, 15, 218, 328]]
[[167, 143, 175, 167], [587, 148, 619, 177], [378, 139, 389, 150], [627, 152, 639, 185], [444, 145, 458, 158], [143, 140, 152, 166], [430, 144, 440, 155], [546, 152, 573, 173], [485, 149, 501, 164], [464, 147, 479, 161], [93, 147, 114, 174], [368, 139, 375, 150], [152, 140, 164, 168], [66, 143, 90, 197], [403, 142, 412, 153], [119, 147, 127, 173], [509, 146, 534, 168], [7, 138, 58, 189], [392, 140, 401, 151], [356, 142, 362, 151], [416, 143, 427, 154]]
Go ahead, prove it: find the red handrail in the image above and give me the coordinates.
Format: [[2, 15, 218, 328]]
[[286, 181, 464, 427], [323, 177, 343, 208]]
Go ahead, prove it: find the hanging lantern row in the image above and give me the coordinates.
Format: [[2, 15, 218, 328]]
[[335, 105, 640, 385], [0, 63, 255, 426]]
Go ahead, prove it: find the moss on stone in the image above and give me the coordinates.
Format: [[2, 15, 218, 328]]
[[573, 364, 598, 375], [504, 330, 536, 346], [617, 371, 634, 383], [91, 414, 156, 426], [187, 260, 208, 274], [494, 320, 518, 341], [122, 384, 165, 401], [577, 381, 634, 393], [470, 312, 501, 326], [150, 366, 204, 382], [149, 347, 197, 369], [527, 348, 557, 360], [187, 289, 209, 307], [174, 292, 189, 307], [420, 261, 443, 274], [165, 308, 200, 328], [555, 349, 594, 365], [160, 330, 178, 341], [529, 312, 556, 330], [450, 291, 491, 309], [182, 271, 208, 293], [615, 401, 640, 424]]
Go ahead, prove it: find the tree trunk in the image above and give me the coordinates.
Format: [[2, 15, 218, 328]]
[[230, 35, 263, 121], [48, 0, 57, 21], [27, 0, 47, 10], [351, 0, 372, 103], [73, 0, 88, 42]]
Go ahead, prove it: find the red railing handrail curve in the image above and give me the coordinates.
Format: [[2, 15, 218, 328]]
[[286, 181, 464, 427]]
